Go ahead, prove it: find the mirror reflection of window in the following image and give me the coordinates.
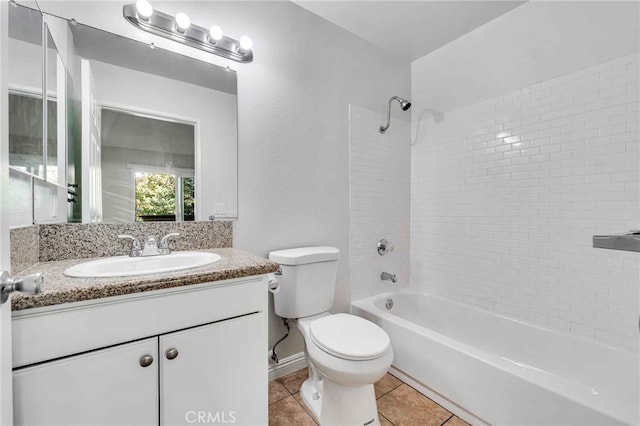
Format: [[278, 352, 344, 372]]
[[101, 108, 195, 223], [181, 177, 195, 221], [134, 173, 195, 222]]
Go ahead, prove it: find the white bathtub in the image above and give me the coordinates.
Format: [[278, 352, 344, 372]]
[[351, 291, 639, 426]]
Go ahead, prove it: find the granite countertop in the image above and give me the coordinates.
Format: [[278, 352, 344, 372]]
[[12, 248, 280, 312]]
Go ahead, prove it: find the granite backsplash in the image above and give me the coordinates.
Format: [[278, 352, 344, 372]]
[[10, 221, 233, 273], [10, 225, 39, 275]]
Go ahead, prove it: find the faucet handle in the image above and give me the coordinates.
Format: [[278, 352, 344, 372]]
[[159, 232, 180, 251], [118, 234, 141, 250], [118, 235, 142, 257]]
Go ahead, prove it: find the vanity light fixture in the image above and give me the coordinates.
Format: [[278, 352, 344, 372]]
[[175, 12, 190, 33], [209, 25, 223, 42], [135, 0, 153, 20], [123, 2, 253, 63], [238, 35, 252, 54]]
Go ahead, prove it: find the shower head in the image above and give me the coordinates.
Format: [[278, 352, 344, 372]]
[[380, 96, 411, 133]]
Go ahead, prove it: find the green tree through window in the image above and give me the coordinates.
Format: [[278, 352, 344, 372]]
[[135, 172, 195, 221]]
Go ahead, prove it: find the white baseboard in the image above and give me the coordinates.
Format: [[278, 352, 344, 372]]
[[268, 351, 307, 381], [389, 366, 488, 426]]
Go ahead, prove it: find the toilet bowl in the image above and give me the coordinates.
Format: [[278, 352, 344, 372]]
[[297, 313, 393, 426], [269, 247, 394, 426], [299, 313, 393, 384]]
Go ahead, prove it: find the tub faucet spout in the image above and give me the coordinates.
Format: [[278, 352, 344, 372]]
[[381, 272, 397, 283]]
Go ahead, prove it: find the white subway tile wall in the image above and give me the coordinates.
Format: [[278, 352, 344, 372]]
[[350, 105, 411, 301], [411, 53, 639, 350]]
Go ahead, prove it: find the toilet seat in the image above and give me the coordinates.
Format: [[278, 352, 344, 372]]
[[309, 313, 390, 361]]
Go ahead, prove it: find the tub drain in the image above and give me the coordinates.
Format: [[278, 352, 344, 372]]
[[385, 298, 393, 310]]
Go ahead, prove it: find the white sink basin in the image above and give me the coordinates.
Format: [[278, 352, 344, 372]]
[[63, 251, 222, 278]]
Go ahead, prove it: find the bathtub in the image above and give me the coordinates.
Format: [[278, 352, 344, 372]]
[[351, 291, 639, 426]]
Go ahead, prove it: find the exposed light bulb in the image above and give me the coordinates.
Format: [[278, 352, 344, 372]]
[[239, 36, 252, 52], [175, 13, 191, 32], [209, 25, 223, 42], [135, 0, 153, 19]]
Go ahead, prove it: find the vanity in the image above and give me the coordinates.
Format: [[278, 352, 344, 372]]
[[11, 246, 278, 426], [4, 1, 270, 424]]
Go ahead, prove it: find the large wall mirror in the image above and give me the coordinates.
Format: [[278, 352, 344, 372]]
[[8, 3, 238, 224]]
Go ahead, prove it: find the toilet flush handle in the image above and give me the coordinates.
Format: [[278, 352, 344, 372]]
[[267, 273, 279, 294]]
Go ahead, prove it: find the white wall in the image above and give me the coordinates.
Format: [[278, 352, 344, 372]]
[[412, 1, 639, 116], [411, 0, 639, 350], [349, 105, 410, 300], [39, 1, 411, 359], [89, 60, 237, 220]]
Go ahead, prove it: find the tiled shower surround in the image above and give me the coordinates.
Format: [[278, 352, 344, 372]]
[[411, 53, 639, 350], [349, 105, 410, 300]]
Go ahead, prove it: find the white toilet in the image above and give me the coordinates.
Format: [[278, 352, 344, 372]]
[[269, 247, 393, 426]]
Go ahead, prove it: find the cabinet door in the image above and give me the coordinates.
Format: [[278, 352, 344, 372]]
[[13, 338, 158, 426], [160, 313, 267, 426]]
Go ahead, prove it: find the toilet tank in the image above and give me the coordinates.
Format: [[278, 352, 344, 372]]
[[269, 247, 339, 319]]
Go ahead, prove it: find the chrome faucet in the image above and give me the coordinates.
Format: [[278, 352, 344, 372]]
[[381, 272, 397, 283], [118, 235, 142, 257], [159, 232, 180, 255], [118, 232, 180, 257], [142, 235, 159, 256]]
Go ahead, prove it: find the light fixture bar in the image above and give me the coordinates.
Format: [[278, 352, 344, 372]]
[[123, 4, 253, 63]]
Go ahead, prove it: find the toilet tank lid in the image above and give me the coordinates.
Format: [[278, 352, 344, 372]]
[[269, 246, 339, 265]]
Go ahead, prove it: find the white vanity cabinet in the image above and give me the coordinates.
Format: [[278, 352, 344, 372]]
[[14, 338, 159, 426], [160, 314, 265, 426], [11, 276, 268, 426]]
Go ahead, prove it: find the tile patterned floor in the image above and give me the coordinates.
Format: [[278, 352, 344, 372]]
[[269, 368, 471, 426]]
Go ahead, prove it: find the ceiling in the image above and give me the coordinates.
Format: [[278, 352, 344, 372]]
[[293, 1, 526, 61]]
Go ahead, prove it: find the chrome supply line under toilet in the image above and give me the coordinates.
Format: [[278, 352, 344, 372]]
[[380, 96, 411, 133]]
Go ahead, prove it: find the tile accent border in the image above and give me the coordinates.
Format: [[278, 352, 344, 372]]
[[10, 225, 39, 274], [38, 221, 233, 261]]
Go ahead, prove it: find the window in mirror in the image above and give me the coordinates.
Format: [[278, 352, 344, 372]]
[[102, 108, 195, 223], [134, 173, 195, 222]]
